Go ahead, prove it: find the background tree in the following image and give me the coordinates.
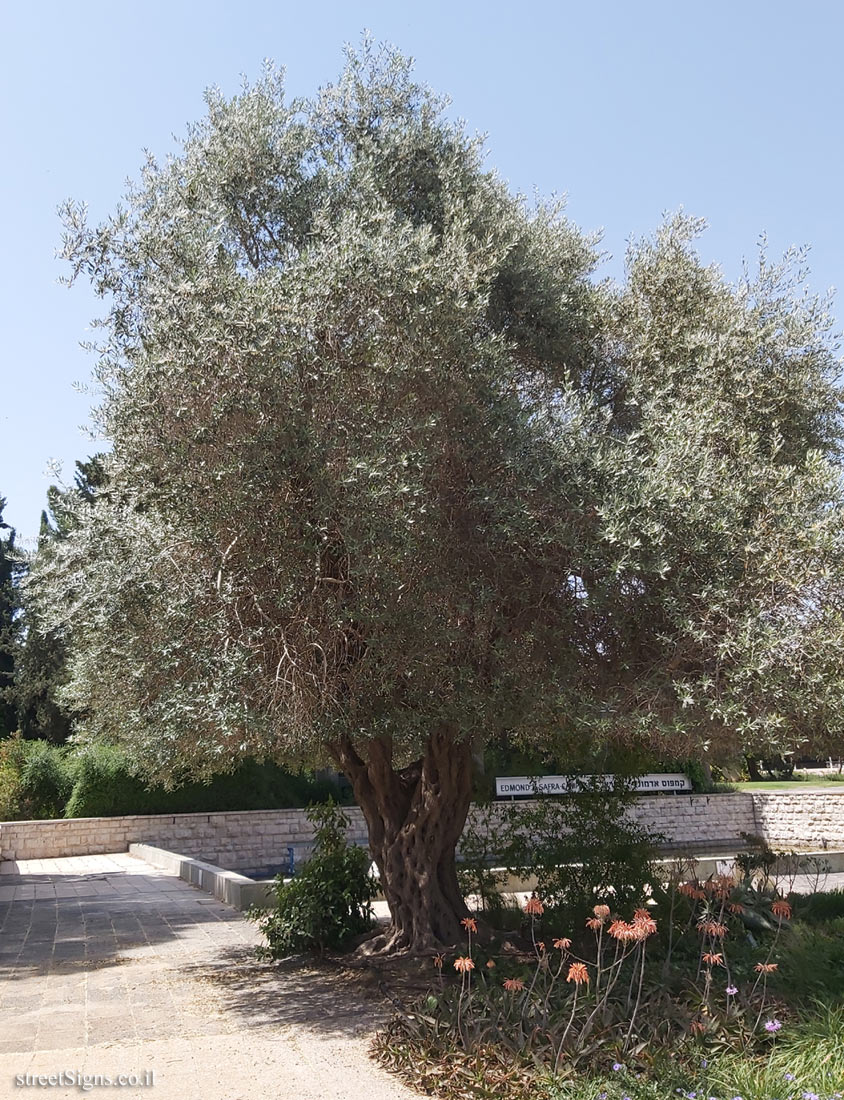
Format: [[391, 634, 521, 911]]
[[37, 43, 844, 953], [0, 496, 24, 736], [13, 458, 106, 743], [563, 218, 844, 771]]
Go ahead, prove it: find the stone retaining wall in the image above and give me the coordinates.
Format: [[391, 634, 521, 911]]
[[751, 790, 844, 849], [0, 807, 369, 866], [2, 789, 843, 866]]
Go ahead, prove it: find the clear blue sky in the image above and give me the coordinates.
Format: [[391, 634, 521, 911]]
[[2, 0, 842, 546]]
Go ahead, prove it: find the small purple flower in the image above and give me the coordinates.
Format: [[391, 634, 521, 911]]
[[701, 1058, 708, 1068], [764, 1018, 782, 1033], [784, 1073, 795, 1081], [802, 1092, 819, 1100], [725, 984, 738, 996], [612, 1062, 623, 1071]]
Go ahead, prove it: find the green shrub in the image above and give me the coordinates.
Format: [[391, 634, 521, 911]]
[[251, 800, 377, 956], [0, 736, 24, 819], [790, 887, 844, 925], [461, 779, 661, 926], [64, 743, 152, 817], [19, 740, 74, 818], [0, 737, 74, 819], [64, 742, 346, 817], [770, 920, 844, 1003], [0, 736, 348, 819]]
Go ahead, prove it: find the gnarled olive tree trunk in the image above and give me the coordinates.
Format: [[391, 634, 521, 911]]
[[331, 726, 473, 954]]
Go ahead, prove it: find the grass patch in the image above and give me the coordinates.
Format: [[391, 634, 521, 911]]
[[727, 774, 844, 791]]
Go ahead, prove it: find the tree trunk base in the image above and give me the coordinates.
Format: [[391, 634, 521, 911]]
[[331, 727, 474, 956]]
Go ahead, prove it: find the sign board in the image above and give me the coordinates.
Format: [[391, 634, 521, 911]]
[[494, 773, 692, 798]]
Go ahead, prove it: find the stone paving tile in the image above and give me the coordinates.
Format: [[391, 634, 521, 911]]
[[0, 852, 414, 1100]]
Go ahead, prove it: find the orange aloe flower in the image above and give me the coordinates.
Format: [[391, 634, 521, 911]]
[[771, 899, 792, 920], [453, 956, 475, 973], [713, 874, 734, 899], [728, 902, 745, 915], [592, 904, 611, 920], [632, 909, 658, 937], [586, 917, 603, 931], [524, 895, 544, 917], [485, 959, 496, 969], [566, 962, 589, 985], [698, 920, 728, 940], [553, 937, 572, 951], [702, 952, 724, 966], [609, 920, 640, 943], [433, 953, 445, 969], [461, 916, 478, 934], [754, 962, 778, 974], [503, 977, 524, 992], [536, 941, 546, 953]]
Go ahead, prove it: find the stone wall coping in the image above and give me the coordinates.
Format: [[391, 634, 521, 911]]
[[0, 789, 766, 830], [0, 804, 369, 829], [5, 786, 844, 832]]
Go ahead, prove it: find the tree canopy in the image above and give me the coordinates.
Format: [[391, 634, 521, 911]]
[[34, 40, 844, 950]]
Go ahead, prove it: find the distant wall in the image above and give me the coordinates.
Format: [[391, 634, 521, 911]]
[[0, 807, 368, 866], [2, 789, 844, 866]]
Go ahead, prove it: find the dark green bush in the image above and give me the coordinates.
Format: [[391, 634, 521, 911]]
[[63, 743, 346, 817], [13, 738, 74, 819], [251, 800, 377, 956], [769, 920, 844, 1004], [507, 784, 660, 922], [789, 887, 844, 925], [0, 736, 348, 819]]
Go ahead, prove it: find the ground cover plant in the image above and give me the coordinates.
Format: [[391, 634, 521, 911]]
[[372, 870, 844, 1100]]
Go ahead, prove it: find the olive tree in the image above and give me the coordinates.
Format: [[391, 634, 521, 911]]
[[47, 44, 599, 952], [39, 43, 844, 953], [571, 218, 844, 767]]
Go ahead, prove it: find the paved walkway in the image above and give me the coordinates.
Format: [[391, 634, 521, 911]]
[[0, 854, 415, 1100]]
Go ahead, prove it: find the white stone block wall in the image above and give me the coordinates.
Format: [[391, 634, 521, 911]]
[[2, 789, 843, 866], [751, 791, 844, 849], [0, 807, 369, 865]]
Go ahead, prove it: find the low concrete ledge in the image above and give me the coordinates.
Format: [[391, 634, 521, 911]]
[[472, 849, 844, 897], [129, 842, 275, 911], [129, 840, 844, 917]]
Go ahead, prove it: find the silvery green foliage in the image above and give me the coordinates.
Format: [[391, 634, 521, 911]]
[[568, 215, 844, 761], [42, 42, 600, 781], [39, 42, 844, 783]]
